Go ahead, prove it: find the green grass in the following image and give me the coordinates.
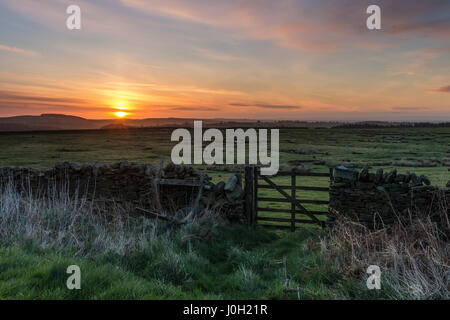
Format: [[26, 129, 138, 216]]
[[0, 127, 448, 187], [0, 225, 393, 300]]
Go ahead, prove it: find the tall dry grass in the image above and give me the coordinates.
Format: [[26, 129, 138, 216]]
[[0, 178, 223, 257], [324, 194, 449, 299]]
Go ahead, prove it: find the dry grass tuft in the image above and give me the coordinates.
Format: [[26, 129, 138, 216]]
[[324, 196, 449, 299]]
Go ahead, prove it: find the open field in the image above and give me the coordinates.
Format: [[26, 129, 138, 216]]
[[0, 127, 448, 183], [1, 127, 448, 228]]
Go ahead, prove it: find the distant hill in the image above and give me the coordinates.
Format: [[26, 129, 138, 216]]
[[0, 114, 185, 132], [0, 114, 110, 132], [0, 114, 336, 132], [1, 113, 447, 132], [0, 114, 232, 131]]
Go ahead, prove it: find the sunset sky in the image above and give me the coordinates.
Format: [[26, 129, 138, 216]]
[[0, 0, 449, 121]]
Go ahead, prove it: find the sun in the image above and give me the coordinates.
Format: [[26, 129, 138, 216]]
[[114, 111, 128, 118]]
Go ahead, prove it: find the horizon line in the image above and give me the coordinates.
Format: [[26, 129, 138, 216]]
[[0, 113, 449, 123]]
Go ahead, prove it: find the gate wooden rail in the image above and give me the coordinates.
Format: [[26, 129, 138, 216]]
[[244, 167, 331, 231]]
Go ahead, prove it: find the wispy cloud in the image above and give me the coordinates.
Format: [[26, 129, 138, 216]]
[[170, 106, 220, 111], [431, 85, 450, 93], [194, 48, 244, 62], [0, 90, 85, 104], [0, 44, 39, 56], [120, 0, 450, 53], [230, 103, 302, 110], [0, 101, 108, 113], [391, 106, 429, 111]]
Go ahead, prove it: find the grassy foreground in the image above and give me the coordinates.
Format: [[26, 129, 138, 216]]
[[1, 225, 389, 300], [0, 180, 395, 300], [0, 180, 447, 300], [1, 174, 448, 300]]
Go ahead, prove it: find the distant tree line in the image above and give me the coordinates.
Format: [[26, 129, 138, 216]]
[[334, 122, 450, 129]]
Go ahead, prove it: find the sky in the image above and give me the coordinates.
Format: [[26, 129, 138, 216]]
[[0, 0, 449, 121]]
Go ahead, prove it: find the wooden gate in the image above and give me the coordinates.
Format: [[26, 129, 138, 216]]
[[244, 167, 331, 230]]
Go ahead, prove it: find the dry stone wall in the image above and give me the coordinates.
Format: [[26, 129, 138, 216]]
[[0, 162, 246, 223], [329, 166, 449, 231], [0, 162, 158, 205]]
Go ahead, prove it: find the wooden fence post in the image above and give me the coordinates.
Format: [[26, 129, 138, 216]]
[[329, 167, 334, 184], [253, 166, 258, 225], [244, 166, 255, 226], [291, 172, 296, 232], [325, 167, 335, 229]]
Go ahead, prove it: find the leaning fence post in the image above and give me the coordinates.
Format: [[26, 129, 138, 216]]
[[244, 166, 255, 226]]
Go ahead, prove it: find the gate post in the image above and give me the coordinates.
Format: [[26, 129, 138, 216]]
[[244, 166, 255, 226], [291, 172, 296, 232]]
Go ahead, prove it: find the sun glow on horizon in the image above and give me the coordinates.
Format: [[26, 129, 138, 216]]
[[114, 111, 129, 118], [112, 101, 131, 118]]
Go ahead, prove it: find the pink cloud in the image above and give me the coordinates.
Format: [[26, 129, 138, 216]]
[[120, 0, 450, 53], [0, 44, 39, 56]]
